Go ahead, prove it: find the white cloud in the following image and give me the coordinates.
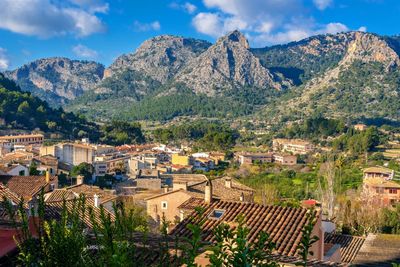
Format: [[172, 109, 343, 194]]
[[183, 2, 197, 14], [0, 48, 10, 70], [69, 0, 109, 13], [191, 0, 358, 46], [0, 0, 107, 38], [313, 0, 333, 10], [358, 26, 367, 32], [72, 44, 98, 58], [133, 21, 161, 32], [192, 13, 222, 37]]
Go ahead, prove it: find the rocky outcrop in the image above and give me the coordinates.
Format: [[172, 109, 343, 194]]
[[175, 30, 284, 96], [105, 35, 211, 83], [5, 57, 104, 106]]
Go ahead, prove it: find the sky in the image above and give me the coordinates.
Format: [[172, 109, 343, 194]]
[[0, 0, 399, 70]]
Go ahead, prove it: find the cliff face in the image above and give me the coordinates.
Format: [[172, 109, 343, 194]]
[[105, 35, 211, 83], [5, 57, 104, 106], [175, 30, 285, 96]]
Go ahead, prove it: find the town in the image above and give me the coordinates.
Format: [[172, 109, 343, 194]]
[[1, 120, 400, 266]]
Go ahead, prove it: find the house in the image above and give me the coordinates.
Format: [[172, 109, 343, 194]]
[[363, 166, 395, 180], [45, 183, 117, 213], [236, 152, 273, 165], [354, 124, 367, 131], [145, 189, 192, 225], [128, 155, 158, 175], [171, 199, 325, 264], [40, 142, 95, 166], [352, 234, 400, 266], [0, 172, 57, 202], [192, 157, 215, 171], [171, 154, 191, 166], [93, 155, 130, 176], [32, 155, 58, 175], [273, 138, 314, 155], [273, 153, 297, 166], [0, 164, 29, 176], [0, 134, 44, 146], [0, 151, 34, 165], [362, 177, 400, 206], [145, 175, 255, 227]]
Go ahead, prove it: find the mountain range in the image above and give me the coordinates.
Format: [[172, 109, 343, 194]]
[[3, 30, 400, 123]]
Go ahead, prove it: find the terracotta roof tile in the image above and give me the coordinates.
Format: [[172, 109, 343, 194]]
[[0, 175, 56, 202], [171, 199, 317, 258], [324, 233, 365, 263]]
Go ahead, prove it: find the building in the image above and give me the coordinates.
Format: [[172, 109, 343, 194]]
[[192, 157, 215, 171], [145, 175, 255, 227], [273, 138, 314, 155], [93, 155, 130, 176], [171, 200, 325, 263], [128, 156, 158, 175], [362, 177, 400, 206], [0, 172, 57, 203], [145, 189, 192, 225], [0, 164, 29, 176], [32, 155, 58, 175], [363, 166, 395, 180], [236, 152, 273, 165], [273, 153, 297, 166], [40, 143, 94, 166], [0, 134, 44, 146], [354, 124, 367, 131], [171, 154, 191, 166], [45, 183, 117, 213]]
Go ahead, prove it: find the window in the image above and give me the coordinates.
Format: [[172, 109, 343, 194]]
[[389, 188, 398, 194], [50, 184, 55, 191], [161, 201, 167, 210], [208, 209, 225, 220], [376, 188, 384, 194]]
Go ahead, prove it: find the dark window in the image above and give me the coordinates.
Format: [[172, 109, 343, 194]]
[[208, 209, 225, 220], [389, 189, 398, 194]]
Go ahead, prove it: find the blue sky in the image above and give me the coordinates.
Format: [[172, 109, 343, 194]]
[[0, 0, 399, 70]]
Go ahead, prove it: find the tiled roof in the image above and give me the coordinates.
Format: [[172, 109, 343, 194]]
[[0, 175, 56, 201], [44, 198, 115, 228], [62, 184, 117, 204], [186, 177, 255, 202], [352, 234, 400, 266], [363, 166, 394, 174], [178, 197, 205, 210], [324, 233, 365, 263], [45, 189, 76, 202], [363, 178, 400, 188], [171, 200, 316, 257]]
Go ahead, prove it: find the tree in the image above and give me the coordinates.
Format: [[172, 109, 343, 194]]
[[29, 162, 40, 176], [71, 162, 93, 183]]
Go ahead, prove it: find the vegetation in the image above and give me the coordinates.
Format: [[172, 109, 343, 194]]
[[100, 120, 145, 145], [152, 121, 239, 151], [1, 191, 318, 266], [0, 74, 99, 139], [332, 126, 384, 154]]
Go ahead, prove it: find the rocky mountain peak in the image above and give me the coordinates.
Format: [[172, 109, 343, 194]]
[[218, 30, 249, 49], [105, 35, 211, 82]]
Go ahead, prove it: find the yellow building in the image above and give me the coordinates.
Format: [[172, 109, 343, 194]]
[[171, 154, 191, 166]]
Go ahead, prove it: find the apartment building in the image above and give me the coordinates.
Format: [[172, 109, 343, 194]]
[[272, 138, 314, 155]]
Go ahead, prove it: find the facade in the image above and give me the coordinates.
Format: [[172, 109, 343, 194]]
[[40, 143, 94, 166], [0, 134, 44, 146], [273, 153, 297, 165], [272, 138, 314, 155], [236, 152, 273, 165], [145, 189, 192, 224], [128, 156, 158, 175], [0, 164, 29, 176], [362, 178, 400, 206], [93, 155, 130, 176], [363, 166, 395, 180], [354, 124, 367, 131], [171, 154, 191, 166], [192, 157, 215, 171]]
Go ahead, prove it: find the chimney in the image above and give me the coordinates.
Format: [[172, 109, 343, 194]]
[[163, 186, 169, 193], [173, 182, 188, 191], [240, 192, 244, 202], [45, 170, 51, 183], [94, 194, 100, 208], [204, 179, 212, 204], [225, 177, 232, 188], [76, 175, 84, 185]]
